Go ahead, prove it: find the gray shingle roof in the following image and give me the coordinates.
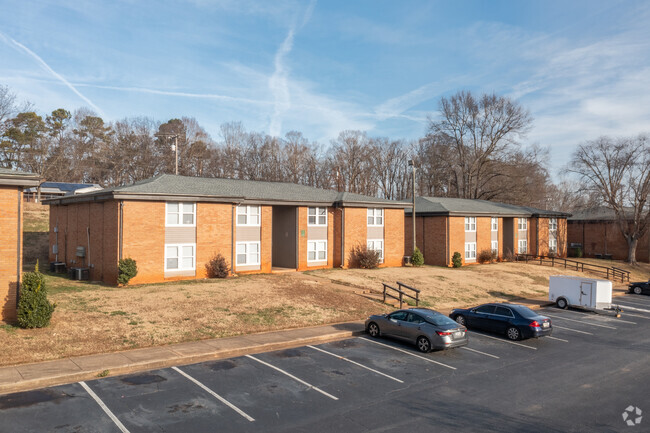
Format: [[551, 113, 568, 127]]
[[0, 167, 40, 186], [407, 196, 570, 217], [568, 206, 638, 221], [25, 182, 99, 193], [47, 174, 408, 207], [0, 167, 37, 177]]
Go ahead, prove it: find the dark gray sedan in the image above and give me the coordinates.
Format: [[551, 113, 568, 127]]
[[365, 308, 468, 352]]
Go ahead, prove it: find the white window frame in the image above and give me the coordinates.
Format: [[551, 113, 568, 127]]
[[465, 217, 476, 232], [308, 207, 328, 226], [491, 217, 498, 231], [236, 205, 261, 226], [367, 239, 384, 262], [518, 218, 528, 231], [465, 242, 476, 260], [166, 202, 196, 227], [236, 241, 260, 266], [367, 208, 384, 226], [518, 239, 528, 254], [307, 240, 327, 262], [549, 238, 558, 253], [164, 243, 196, 271], [491, 240, 498, 254], [549, 217, 558, 232]]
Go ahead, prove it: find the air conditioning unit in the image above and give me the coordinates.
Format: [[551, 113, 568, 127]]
[[68, 267, 90, 281]]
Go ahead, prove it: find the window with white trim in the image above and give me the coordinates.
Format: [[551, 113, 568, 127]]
[[165, 244, 195, 271], [465, 242, 476, 260], [518, 239, 528, 254], [549, 217, 558, 231], [518, 218, 528, 230], [308, 207, 327, 226], [367, 239, 384, 261], [367, 208, 384, 226], [491, 240, 498, 254], [307, 240, 327, 261], [465, 217, 476, 232], [236, 242, 260, 265], [549, 238, 557, 253], [166, 202, 195, 226], [491, 217, 498, 231], [236, 205, 260, 226]]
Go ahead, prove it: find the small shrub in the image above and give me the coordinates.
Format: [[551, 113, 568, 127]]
[[570, 247, 583, 258], [118, 258, 138, 285], [503, 248, 514, 261], [452, 252, 463, 268], [411, 247, 424, 267], [351, 245, 381, 269], [477, 249, 497, 264], [206, 253, 230, 278], [17, 261, 55, 328]]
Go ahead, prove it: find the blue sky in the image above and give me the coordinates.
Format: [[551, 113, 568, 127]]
[[1, 0, 649, 173]]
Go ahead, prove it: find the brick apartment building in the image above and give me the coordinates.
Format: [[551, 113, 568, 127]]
[[567, 207, 649, 263], [0, 168, 40, 322], [405, 197, 569, 266], [46, 175, 407, 285]]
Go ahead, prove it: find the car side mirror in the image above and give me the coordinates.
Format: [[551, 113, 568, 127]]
[[470, 309, 476, 313]]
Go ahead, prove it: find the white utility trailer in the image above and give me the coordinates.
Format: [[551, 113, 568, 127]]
[[549, 275, 613, 311]]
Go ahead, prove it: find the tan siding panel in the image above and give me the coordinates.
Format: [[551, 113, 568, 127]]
[[367, 226, 384, 240], [165, 226, 196, 244], [236, 226, 261, 242], [308, 226, 328, 240]]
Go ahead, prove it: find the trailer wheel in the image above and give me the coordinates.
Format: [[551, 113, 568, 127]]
[[556, 298, 568, 309]]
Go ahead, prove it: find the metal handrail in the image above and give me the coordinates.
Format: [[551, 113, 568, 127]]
[[515, 254, 630, 282], [383, 282, 420, 308]]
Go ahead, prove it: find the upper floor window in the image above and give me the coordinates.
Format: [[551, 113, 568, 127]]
[[549, 218, 558, 231], [465, 217, 476, 232], [491, 217, 498, 231], [367, 208, 383, 226], [308, 207, 327, 226], [518, 218, 528, 231], [166, 202, 195, 226], [237, 205, 260, 226]]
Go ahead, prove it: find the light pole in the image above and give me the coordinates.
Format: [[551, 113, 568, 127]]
[[154, 133, 180, 175], [408, 159, 416, 253]]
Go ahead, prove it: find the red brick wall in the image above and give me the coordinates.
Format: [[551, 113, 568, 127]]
[[196, 203, 233, 278], [449, 217, 465, 265], [260, 205, 273, 273], [122, 201, 165, 284], [476, 217, 491, 258], [342, 207, 366, 267], [383, 208, 404, 267], [567, 220, 648, 262], [297, 207, 308, 270], [0, 186, 21, 322], [333, 208, 343, 267], [405, 215, 449, 266]]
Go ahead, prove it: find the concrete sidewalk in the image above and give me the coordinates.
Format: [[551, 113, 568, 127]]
[[0, 321, 365, 396]]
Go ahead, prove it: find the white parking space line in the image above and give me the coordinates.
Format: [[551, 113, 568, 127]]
[[615, 303, 650, 313], [79, 381, 130, 433], [618, 312, 650, 319], [546, 336, 569, 343], [552, 325, 593, 335], [543, 313, 616, 329], [467, 332, 537, 350], [359, 337, 457, 369], [306, 345, 404, 383], [245, 355, 338, 400], [542, 309, 636, 325], [616, 298, 650, 306], [172, 366, 255, 422], [460, 346, 500, 359]]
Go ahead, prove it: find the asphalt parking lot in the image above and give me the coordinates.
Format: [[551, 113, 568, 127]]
[[1, 293, 649, 433]]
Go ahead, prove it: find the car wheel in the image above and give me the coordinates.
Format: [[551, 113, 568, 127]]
[[633, 286, 643, 295], [506, 326, 521, 341], [455, 315, 467, 326], [417, 336, 432, 353], [556, 298, 568, 309], [367, 322, 380, 337]]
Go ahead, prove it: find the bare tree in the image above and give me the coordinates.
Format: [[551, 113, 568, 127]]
[[570, 135, 650, 263], [369, 137, 409, 199]]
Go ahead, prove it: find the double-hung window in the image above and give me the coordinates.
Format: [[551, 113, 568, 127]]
[[549, 218, 558, 231], [165, 244, 195, 271], [491, 240, 498, 254], [307, 241, 327, 261], [237, 205, 260, 226], [518, 218, 528, 230], [367, 239, 384, 261], [549, 238, 557, 253], [166, 202, 195, 226], [491, 217, 498, 231], [308, 207, 327, 226], [465, 217, 476, 232], [367, 208, 383, 226], [518, 239, 528, 254], [236, 242, 260, 266], [465, 242, 476, 260]]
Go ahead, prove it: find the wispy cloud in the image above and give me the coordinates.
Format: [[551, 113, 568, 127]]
[[0, 31, 104, 116]]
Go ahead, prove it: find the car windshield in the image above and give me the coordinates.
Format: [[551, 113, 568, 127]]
[[510, 305, 538, 319], [420, 311, 458, 326]]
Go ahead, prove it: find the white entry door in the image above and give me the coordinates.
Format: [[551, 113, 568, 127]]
[[579, 283, 593, 307]]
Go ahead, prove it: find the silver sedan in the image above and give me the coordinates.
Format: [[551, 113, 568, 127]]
[[365, 308, 468, 352]]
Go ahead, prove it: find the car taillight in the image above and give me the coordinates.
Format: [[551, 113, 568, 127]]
[[436, 331, 452, 336], [530, 321, 540, 327]]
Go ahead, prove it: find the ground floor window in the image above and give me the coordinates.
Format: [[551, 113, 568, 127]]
[[165, 244, 195, 271], [518, 239, 528, 254], [236, 242, 260, 266], [308, 240, 327, 261], [549, 238, 557, 254], [465, 242, 476, 260], [367, 239, 384, 261], [491, 240, 498, 254]]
